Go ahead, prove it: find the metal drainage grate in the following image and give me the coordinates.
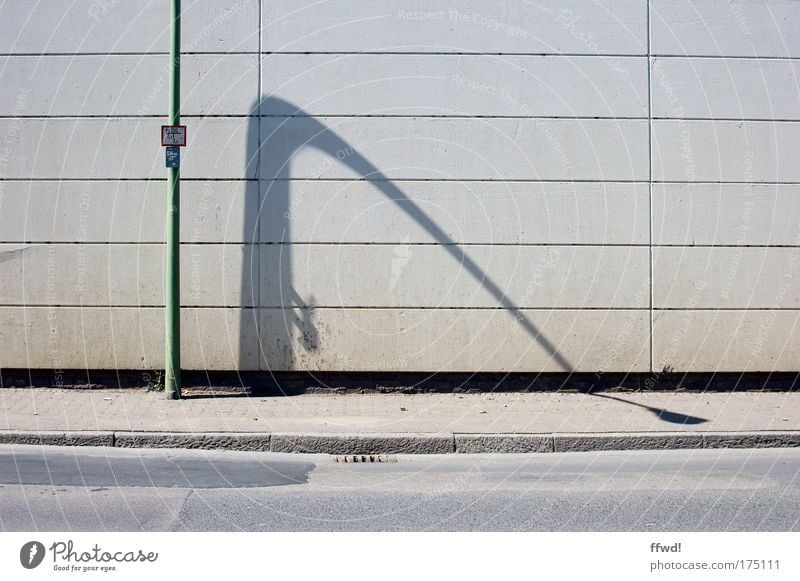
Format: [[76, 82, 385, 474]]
[[334, 455, 397, 463]]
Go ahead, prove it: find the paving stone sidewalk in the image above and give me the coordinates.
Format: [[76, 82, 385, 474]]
[[1, 389, 799, 453]]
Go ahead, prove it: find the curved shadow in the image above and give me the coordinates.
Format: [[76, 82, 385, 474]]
[[590, 392, 709, 425], [242, 97, 575, 377], [239, 98, 698, 426]]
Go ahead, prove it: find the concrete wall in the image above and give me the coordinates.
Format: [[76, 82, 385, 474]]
[[1, 0, 798, 373]]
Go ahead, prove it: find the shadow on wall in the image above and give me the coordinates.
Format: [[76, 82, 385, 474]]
[[237, 97, 707, 426], [241, 96, 574, 377]]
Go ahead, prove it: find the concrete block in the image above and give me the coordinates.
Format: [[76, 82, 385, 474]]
[[0, 181, 256, 244], [653, 247, 800, 309], [651, 0, 800, 57], [114, 432, 271, 451], [261, 54, 647, 117], [702, 431, 800, 449], [651, 57, 800, 120], [261, 117, 650, 181], [0, 244, 256, 307], [0, 430, 114, 447], [261, 180, 650, 245], [0, 0, 260, 53], [263, 0, 646, 54], [455, 434, 553, 453], [0, 55, 258, 116], [0, 118, 256, 179], [653, 310, 800, 372], [180, 308, 261, 370], [653, 183, 800, 246], [260, 308, 650, 372], [652, 120, 800, 182], [0, 307, 261, 370], [261, 245, 650, 308], [181, 244, 256, 307], [182, 182, 258, 244], [270, 432, 454, 454], [554, 432, 704, 452]]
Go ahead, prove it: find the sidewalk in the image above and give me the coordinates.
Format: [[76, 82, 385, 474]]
[[1, 388, 799, 454]]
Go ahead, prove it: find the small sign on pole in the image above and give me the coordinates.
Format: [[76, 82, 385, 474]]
[[161, 125, 187, 147], [165, 146, 180, 168]]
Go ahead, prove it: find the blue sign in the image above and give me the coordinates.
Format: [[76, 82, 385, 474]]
[[166, 146, 180, 168]]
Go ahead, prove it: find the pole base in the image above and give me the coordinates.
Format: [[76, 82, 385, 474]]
[[165, 378, 181, 400]]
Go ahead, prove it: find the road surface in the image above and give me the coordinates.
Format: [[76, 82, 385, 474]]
[[1, 445, 798, 531]]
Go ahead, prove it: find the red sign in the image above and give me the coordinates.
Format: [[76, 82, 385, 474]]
[[161, 125, 187, 146]]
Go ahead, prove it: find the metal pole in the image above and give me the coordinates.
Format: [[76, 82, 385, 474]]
[[165, 0, 181, 400]]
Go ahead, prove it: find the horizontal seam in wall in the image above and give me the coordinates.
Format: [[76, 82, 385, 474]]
[[652, 308, 800, 311], [1, 115, 649, 120], [6, 116, 800, 123], [0, 52, 259, 57], [235, 179, 800, 184], [4, 306, 798, 311], [0, 306, 657, 311], [4, 178, 800, 185], [0, 242, 652, 247], [0, 178, 256, 182], [263, 53, 800, 60], [262, 116, 800, 123], [4, 242, 799, 248], [0, 52, 648, 57], [5, 53, 800, 60], [653, 181, 800, 185], [13, 115, 800, 122], [651, 54, 800, 61]]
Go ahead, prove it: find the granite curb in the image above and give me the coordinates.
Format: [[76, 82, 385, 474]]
[[1, 430, 800, 454]]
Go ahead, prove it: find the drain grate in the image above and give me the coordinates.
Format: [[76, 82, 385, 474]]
[[334, 454, 397, 463]]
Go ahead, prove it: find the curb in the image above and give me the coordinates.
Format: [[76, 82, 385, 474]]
[[0, 431, 114, 447], [270, 433, 453, 454], [1, 430, 800, 454]]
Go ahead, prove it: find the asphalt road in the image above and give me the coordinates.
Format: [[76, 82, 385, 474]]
[[1, 445, 798, 531]]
